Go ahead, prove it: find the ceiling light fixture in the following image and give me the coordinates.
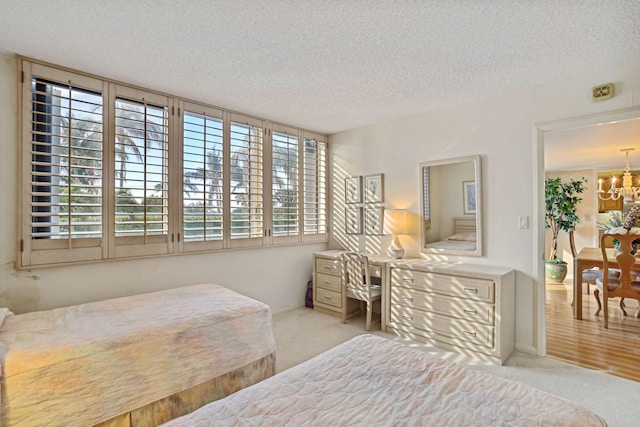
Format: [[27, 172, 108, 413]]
[[597, 148, 640, 203]]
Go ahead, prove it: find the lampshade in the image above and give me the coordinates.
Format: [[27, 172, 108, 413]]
[[383, 209, 409, 235]]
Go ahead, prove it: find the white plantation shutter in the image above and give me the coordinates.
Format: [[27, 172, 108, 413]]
[[112, 86, 172, 258], [302, 135, 327, 241], [423, 165, 431, 226], [181, 104, 224, 251], [271, 127, 299, 243], [228, 114, 265, 248], [19, 59, 328, 268], [21, 62, 106, 266]]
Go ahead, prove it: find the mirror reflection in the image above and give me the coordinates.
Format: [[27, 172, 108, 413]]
[[419, 155, 482, 256]]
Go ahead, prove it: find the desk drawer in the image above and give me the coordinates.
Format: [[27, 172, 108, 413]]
[[315, 287, 342, 308], [391, 268, 494, 303], [316, 258, 341, 277], [390, 305, 494, 349], [391, 286, 494, 325], [316, 273, 341, 292], [369, 264, 382, 278]]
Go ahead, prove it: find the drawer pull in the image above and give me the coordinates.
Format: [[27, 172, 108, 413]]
[[463, 287, 478, 294], [324, 295, 332, 300], [323, 280, 332, 285], [463, 331, 477, 337], [402, 278, 414, 283], [402, 297, 414, 303], [401, 315, 413, 321], [463, 309, 477, 315], [323, 265, 332, 269]]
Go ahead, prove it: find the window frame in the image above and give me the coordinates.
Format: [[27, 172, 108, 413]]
[[301, 131, 329, 243], [20, 61, 109, 267], [270, 123, 301, 245], [179, 101, 225, 253], [110, 84, 174, 259], [18, 58, 328, 268]]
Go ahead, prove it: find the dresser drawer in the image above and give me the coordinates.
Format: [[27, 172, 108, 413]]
[[391, 286, 494, 325], [316, 258, 342, 277], [315, 287, 342, 308], [391, 268, 494, 303], [390, 305, 494, 349], [316, 272, 342, 292]]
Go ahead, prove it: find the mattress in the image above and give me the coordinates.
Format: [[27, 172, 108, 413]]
[[0, 283, 276, 426], [162, 334, 607, 427]]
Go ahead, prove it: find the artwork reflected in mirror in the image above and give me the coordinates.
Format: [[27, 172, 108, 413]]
[[419, 155, 482, 256]]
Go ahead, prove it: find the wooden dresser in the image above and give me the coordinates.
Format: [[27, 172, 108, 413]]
[[386, 260, 515, 364]]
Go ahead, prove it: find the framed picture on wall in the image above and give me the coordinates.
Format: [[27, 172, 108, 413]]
[[364, 174, 384, 203], [364, 207, 384, 235], [345, 176, 362, 204], [345, 207, 363, 235], [463, 181, 477, 214]]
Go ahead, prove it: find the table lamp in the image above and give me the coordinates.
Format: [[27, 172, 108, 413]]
[[383, 209, 409, 258]]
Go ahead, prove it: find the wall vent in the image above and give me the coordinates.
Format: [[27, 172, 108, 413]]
[[591, 83, 615, 101]]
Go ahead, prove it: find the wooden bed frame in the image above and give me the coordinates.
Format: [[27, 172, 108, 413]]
[[452, 216, 476, 235], [97, 355, 275, 427]]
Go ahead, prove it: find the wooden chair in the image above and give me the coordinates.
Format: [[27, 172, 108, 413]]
[[341, 252, 382, 331], [569, 229, 619, 295], [595, 234, 640, 328]]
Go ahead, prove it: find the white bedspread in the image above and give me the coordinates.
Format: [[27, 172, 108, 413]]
[[0, 283, 276, 426], [162, 334, 607, 427]]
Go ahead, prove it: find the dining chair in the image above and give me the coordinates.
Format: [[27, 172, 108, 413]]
[[341, 252, 382, 331], [569, 229, 619, 295], [595, 233, 640, 328]]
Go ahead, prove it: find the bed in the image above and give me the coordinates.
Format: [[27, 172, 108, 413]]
[[0, 283, 276, 427], [426, 216, 477, 251], [161, 334, 607, 427]]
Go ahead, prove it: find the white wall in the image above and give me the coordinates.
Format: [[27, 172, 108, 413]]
[[0, 53, 323, 314], [329, 61, 640, 353]]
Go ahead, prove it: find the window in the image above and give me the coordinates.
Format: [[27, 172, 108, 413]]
[[302, 135, 327, 240], [271, 127, 299, 241], [31, 79, 104, 241], [182, 106, 224, 251], [111, 86, 172, 259], [21, 62, 107, 266], [229, 115, 264, 247], [19, 58, 327, 267], [114, 97, 169, 237]]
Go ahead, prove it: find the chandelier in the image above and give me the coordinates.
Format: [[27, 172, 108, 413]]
[[597, 148, 640, 203]]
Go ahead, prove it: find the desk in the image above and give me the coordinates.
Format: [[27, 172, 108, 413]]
[[573, 247, 625, 319], [312, 250, 395, 329]]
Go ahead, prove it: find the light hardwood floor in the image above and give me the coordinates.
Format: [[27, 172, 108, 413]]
[[546, 280, 640, 382]]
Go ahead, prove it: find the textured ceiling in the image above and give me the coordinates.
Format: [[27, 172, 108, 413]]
[[1, 1, 640, 135], [545, 118, 640, 172]]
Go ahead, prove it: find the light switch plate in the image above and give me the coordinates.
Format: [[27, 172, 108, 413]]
[[518, 216, 529, 229]]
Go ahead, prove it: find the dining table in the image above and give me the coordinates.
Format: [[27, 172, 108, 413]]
[[572, 246, 636, 319]]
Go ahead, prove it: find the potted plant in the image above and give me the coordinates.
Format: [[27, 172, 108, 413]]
[[598, 205, 640, 253], [545, 177, 587, 282]]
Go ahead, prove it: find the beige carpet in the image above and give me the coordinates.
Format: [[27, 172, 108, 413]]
[[273, 307, 640, 427]]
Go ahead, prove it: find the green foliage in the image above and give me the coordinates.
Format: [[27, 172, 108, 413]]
[[545, 176, 587, 260]]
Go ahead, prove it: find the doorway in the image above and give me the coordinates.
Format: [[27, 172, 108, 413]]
[[536, 106, 640, 381]]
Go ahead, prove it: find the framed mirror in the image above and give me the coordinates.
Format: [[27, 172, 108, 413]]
[[419, 155, 482, 256]]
